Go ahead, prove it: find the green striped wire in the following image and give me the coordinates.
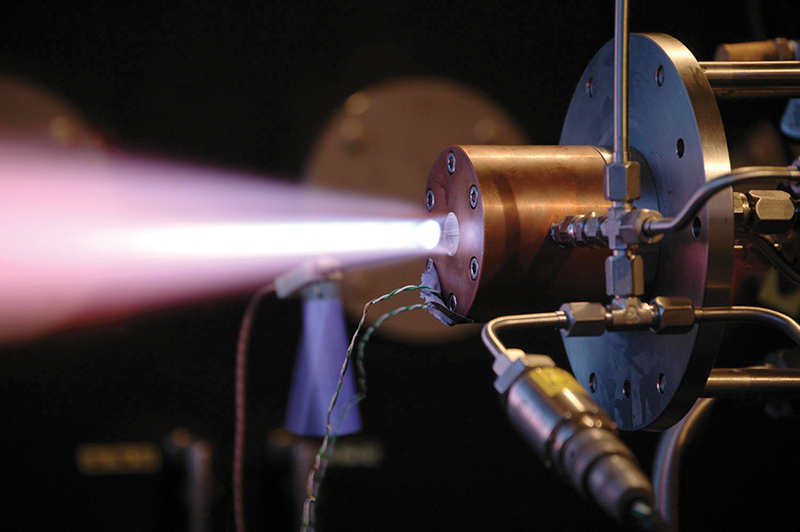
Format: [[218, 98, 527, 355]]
[[354, 303, 426, 397], [301, 285, 437, 531]]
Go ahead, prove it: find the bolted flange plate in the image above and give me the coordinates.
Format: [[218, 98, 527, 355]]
[[560, 34, 733, 430]]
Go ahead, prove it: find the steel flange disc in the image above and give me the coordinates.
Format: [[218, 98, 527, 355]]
[[560, 34, 732, 430]]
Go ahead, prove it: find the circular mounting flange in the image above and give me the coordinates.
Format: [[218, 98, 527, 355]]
[[560, 34, 733, 430]]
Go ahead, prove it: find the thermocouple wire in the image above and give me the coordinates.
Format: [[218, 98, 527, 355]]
[[301, 285, 436, 532]]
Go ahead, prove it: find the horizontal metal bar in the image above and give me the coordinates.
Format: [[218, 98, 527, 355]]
[[699, 61, 800, 98], [702, 367, 800, 397]]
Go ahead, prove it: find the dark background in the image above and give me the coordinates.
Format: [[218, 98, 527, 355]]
[[1, 1, 800, 531]]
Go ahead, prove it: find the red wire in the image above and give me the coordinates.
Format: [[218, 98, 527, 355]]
[[234, 283, 275, 532]]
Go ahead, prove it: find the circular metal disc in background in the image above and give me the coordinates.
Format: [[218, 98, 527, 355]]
[[0, 76, 101, 147], [560, 34, 732, 430], [305, 78, 528, 343]]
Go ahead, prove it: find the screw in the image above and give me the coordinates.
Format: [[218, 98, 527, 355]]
[[656, 65, 664, 87], [426, 258, 434, 272], [426, 189, 435, 211], [469, 257, 479, 280], [448, 293, 457, 312], [447, 151, 456, 175], [469, 185, 479, 208]]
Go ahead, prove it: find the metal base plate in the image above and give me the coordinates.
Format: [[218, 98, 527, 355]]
[[560, 34, 732, 430]]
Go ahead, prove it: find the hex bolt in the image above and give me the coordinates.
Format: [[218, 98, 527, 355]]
[[447, 151, 456, 175], [448, 293, 457, 312], [469, 257, 479, 280], [469, 185, 479, 209], [426, 189, 435, 211]]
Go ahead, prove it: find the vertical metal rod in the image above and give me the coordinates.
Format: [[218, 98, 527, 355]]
[[613, 0, 630, 164]]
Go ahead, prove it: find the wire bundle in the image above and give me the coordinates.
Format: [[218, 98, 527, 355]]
[[300, 285, 434, 531]]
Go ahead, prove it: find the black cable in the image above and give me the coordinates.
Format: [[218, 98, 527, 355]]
[[736, 232, 800, 286]]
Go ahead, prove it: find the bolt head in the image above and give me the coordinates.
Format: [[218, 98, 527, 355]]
[[469, 185, 479, 209], [448, 293, 458, 312], [447, 151, 456, 175], [469, 257, 479, 280]]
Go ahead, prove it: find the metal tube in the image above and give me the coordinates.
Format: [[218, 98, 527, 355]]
[[653, 398, 715, 531], [613, 0, 630, 163], [643, 166, 800, 236], [702, 368, 800, 396], [700, 61, 800, 98], [694, 306, 800, 346], [481, 311, 567, 359]]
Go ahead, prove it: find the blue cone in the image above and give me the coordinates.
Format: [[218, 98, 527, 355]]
[[285, 282, 362, 436]]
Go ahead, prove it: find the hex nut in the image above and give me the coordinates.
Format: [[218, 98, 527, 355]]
[[747, 190, 796, 234], [567, 215, 587, 245], [603, 161, 641, 202], [605, 254, 644, 297], [559, 302, 607, 337], [582, 214, 607, 247], [618, 209, 665, 246], [732, 191, 751, 229], [552, 215, 580, 246], [651, 296, 695, 334]]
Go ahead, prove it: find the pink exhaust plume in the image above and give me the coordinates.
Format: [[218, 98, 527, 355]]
[[0, 141, 442, 343]]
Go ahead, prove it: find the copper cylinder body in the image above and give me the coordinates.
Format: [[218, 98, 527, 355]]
[[425, 145, 612, 320]]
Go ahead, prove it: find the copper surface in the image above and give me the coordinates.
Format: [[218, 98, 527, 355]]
[[426, 145, 611, 320]]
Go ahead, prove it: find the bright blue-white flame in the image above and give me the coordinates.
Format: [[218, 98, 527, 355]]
[[131, 218, 442, 259]]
